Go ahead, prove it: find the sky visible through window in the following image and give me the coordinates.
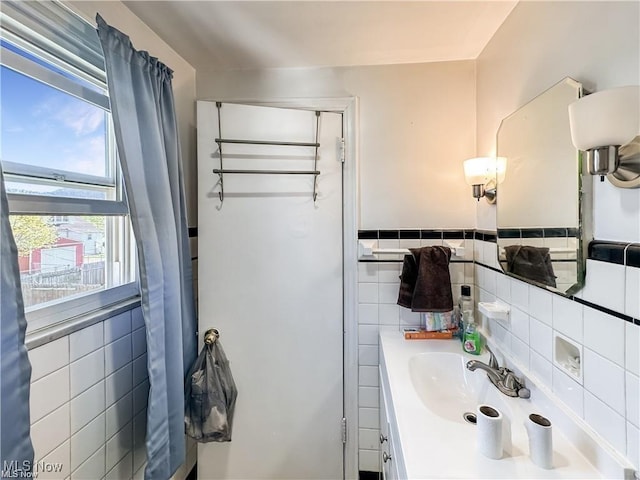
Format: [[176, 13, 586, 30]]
[[1, 63, 107, 178], [2, 42, 112, 308]]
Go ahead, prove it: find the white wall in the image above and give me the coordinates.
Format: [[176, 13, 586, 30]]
[[66, 1, 198, 227], [475, 1, 640, 242], [196, 61, 477, 230]]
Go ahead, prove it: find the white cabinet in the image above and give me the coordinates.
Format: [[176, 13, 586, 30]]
[[379, 368, 401, 480]]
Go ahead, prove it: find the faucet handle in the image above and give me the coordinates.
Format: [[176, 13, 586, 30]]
[[502, 371, 531, 398], [485, 344, 499, 369], [518, 387, 531, 399], [502, 370, 520, 389]]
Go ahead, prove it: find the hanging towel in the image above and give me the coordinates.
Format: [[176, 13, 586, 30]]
[[504, 245, 557, 288], [397, 246, 454, 312]]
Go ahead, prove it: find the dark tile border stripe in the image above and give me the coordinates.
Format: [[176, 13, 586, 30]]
[[359, 471, 379, 480], [399, 230, 420, 239], [588, 241, 626, 265], [475, 261, 640, 326], [443, 230, 465, 239], [629, 245, 640, 268], [358, 230, 639, 267], [357, 229, 472, 240], [360, 233, 640, 328], [498, 229, 521, 239], [379, 230, 399, 239], [358, 230, 378, 240], [572, 296, 639, 326], [475, 231, 497, 243], [421, 230, 442, 239]]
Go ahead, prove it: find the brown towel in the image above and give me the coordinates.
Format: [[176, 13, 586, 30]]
[[397, 246, 454, 312], [504, 245, 557, 288]]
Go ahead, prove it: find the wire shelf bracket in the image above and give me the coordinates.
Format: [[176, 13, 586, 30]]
[[214, 102, 321, 205]]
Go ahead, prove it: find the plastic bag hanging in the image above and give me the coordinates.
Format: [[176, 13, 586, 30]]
[[185, 329, 238, 442]]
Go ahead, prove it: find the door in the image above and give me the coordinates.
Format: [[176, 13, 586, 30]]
[[197, 102, 344, 479]]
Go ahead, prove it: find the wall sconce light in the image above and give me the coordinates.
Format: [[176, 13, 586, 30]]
[[463, 157, 507, 204], [568, 85, 640, 188]]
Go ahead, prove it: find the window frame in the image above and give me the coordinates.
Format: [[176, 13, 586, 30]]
[[1, 3, 139, 334]]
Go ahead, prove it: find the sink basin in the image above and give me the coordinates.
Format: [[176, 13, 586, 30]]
[[408, 351, 511, 424]]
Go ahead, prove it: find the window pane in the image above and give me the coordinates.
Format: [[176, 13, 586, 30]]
[[4, 179, 110, 200], [1, 39, 104, 93], [0, 65, 108, 177], [10, 215, 131, 310]]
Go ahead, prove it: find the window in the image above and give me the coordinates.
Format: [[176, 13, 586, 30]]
[[1, 1, 137, 332]]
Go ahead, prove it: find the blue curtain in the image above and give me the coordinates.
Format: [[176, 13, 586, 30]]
[[96, 15, 197, 480], [0, 165, 34, 473]]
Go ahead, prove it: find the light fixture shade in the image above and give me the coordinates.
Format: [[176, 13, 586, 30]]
[[568, 86, 640, 150], [463, 157, 492, 185], [463, 157, 507, 185]]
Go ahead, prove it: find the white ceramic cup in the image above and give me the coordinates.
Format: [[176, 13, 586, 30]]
[[477, 404, 503, 460], [525, 413, 553, 469]]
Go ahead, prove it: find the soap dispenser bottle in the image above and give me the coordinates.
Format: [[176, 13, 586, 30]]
[[463, 320, 482, 355]]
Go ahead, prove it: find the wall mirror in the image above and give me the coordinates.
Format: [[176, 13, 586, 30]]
[[496, 77, 591, 295]]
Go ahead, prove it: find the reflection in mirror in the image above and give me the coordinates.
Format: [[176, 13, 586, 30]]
[[496, 78, 590, 295]]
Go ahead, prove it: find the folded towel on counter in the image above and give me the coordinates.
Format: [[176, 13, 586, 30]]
[[397, 246, 454, 312], [504, 245, 557, 288]]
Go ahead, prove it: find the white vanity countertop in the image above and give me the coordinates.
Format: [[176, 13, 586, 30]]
[[379, 328, 605, 479]]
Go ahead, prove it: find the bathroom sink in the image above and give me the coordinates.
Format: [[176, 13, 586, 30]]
[[408, 351, 510, 424]]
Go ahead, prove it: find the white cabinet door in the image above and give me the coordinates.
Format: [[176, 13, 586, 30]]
[[197, 102, 344, 479], [380, 368, 403, 480], [380, 370, 397, 480]]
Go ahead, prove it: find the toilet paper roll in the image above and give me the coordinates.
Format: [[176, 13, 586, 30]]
[[477, 404, 503, 459], [525, 413, 553, 469]]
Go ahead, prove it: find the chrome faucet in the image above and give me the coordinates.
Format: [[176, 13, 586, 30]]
[[466, 345, 531, 399]]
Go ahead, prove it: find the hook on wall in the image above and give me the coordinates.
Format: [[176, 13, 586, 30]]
[[204, 328, 220, 345]]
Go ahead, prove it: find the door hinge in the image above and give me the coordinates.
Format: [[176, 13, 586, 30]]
[[341, 417, 347, 444], [339, 137, 345, 163]]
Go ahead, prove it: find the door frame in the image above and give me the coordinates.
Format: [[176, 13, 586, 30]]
[[204, 96, 359, 480]]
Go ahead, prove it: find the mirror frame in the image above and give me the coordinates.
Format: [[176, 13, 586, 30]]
[[495, 77, 592, 296]]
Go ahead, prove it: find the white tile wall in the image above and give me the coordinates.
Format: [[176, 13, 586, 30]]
[[357, 236, 639, 472], [627, 423, 639, 469], [29, 337, 69, 382], [26, 307, 195, 480], [584, 391, 627, 453], [583, 348, 625, 416], [357, 244, 475, 471], [552, 295, 583, 342], [627, 322, 640, 377], [579, 260, 626, 313], [583, 308, 625, 367], [474, 241, 640, 470], [626, 266, 640, 319], [627, 372, 640, 427]]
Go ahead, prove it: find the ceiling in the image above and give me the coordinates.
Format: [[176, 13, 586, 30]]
[[122, 1, 518, 71]]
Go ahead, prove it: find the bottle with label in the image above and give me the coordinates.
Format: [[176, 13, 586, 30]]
[[458, 285, 473, 325], [458, 285, 481, 354], [463, 320, 482, 355], [455, 285, 473, 342]]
